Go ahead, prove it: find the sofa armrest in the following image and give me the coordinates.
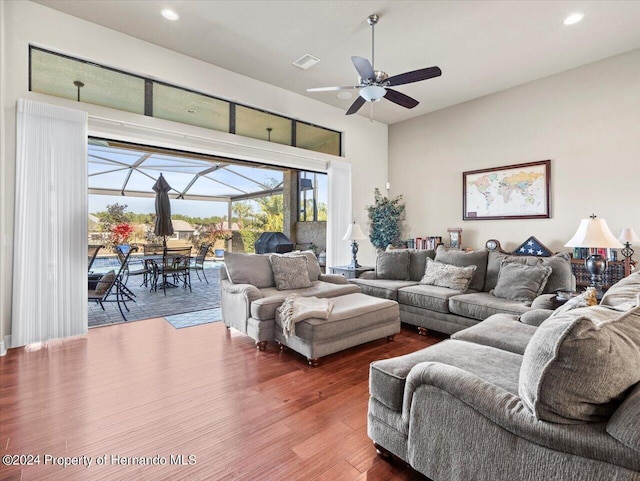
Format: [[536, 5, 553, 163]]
[[220, 279, 263, 333], [404, 362, 639, 471], [530, 293, 555, 310], [318, 273, 349, 284], [519, 308, 554, 327], [358, 271, 377, 280]]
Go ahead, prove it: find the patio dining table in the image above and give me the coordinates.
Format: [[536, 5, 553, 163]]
[[144, 250, 192, 293]]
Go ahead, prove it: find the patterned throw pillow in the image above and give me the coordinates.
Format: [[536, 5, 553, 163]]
[[419, 258, 477, 291], [94, 270, 115, 296], [269, 254, 313, 291]]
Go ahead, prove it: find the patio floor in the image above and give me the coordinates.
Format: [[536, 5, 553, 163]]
[[89, 264, 222, 327]]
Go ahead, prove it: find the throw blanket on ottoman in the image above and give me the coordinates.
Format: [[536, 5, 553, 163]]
[[278, 294, 334, 339]]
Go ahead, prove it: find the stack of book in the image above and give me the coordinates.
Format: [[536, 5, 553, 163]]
[[572, 247, 618, 261], [406, 236, 443, 250]]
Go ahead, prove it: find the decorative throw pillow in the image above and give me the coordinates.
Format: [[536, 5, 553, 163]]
[[548, 287, 597, 318], [519, 301, 640, 423], [224, 252, 274, 288], [501, 252, 573, 294], [420, 258, 477, 291], [491, 261, 551, 304], [285, 250, 321, 282], [269, 254, 313, 290], [600, 271, 640, 309], [435, 246, 488, 291], [376, 250, 410, 280], [94, 270, 115, 296]]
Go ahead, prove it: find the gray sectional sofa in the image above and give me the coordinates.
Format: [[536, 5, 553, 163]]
[[368, 271, 640, 481], [351, 244, 575, 334]]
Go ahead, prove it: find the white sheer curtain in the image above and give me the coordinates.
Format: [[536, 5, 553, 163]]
[[12, 99, 88, 347], [327, 159, 352, 269]]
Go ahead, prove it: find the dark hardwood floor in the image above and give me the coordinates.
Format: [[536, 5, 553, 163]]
[[0, 318, 445, 481]]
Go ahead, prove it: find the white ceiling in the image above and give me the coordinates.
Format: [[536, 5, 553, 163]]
[[34, 0, 640, 125]]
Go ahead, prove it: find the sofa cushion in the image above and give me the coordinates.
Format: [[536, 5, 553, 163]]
[[435, 246, 488, 292], [224, 252, 274, 288], [408, 249, 436, 281], [420, 258, 477, 292], [491, 261, 551, 304], [286, 250, 321, 281], [349, 278, 417, 301], [397, 284, 465, 314], [600, 271, 640, 310], [369, 339, 522, 414], [448, 292, 531, 321], [486, 251, 573, 294], [250, 281, 360, 320], [376, 250, 410, 280], [451, 313, 537, 355], [519, 302, 640, 423], [269, 254, 312, 290], [607, 382, 640, 452]]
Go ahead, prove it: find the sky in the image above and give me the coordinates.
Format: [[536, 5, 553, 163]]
[[89, 194, 229, 218]]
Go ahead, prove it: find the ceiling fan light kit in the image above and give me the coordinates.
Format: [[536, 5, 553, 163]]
[[306, 13, 442, 116]]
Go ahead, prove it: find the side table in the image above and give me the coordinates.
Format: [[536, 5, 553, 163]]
[[329, 265, 374, 279]]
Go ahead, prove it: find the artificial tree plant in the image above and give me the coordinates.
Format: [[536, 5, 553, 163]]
[[367, 188, 406, 250]]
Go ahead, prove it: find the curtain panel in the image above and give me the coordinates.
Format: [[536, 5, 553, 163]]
[[327, 160, 352, 269], [12, 99, 88, 347]]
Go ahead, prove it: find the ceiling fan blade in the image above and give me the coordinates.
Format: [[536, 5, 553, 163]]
[[306, 85, 360, 92], [345, 95, 366, 115], [384, 88, 419, 109], [351, 56, 375, 82], [386, 66, 442, 87]]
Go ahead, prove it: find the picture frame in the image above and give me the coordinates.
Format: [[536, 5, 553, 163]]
[[463, 160, 550, 221], [447, 227, 462, 249]]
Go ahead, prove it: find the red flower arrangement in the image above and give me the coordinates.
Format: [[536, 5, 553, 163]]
[[110, 222, 134, 246]]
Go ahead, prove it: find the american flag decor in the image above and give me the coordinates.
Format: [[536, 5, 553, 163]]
[[512, 236, 553, 257]]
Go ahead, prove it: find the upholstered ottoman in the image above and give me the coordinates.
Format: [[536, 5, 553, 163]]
[[274, 292, 400, 366]]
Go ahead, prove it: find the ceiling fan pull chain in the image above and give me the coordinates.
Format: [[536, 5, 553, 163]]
[[370, 103, 374, 123]]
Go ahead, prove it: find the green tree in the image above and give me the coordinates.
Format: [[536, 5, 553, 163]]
[[96, 203, 131, 232]]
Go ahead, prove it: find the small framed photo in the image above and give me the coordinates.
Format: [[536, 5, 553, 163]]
[[447, 228, 462, 249]]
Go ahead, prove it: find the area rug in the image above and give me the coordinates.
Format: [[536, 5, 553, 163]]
[[164, 307, 222, 329]]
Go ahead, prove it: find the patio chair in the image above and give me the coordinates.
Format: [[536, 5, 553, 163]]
[[154, 247, 192, 295], [191, 243, 211, 283], [88, 248, 136, 321], [115, 245, 150, 287], [88, 244, 104, 272]]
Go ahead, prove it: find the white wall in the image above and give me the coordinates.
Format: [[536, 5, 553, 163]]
[[389, 48, 640, 255], [0, 1, 388, 344]]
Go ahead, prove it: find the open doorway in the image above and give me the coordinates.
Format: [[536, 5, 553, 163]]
[[87, 138, 327, 326]]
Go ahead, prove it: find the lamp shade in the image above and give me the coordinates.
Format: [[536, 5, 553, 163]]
[[343, 222, 367, 241], [618, 227, 640, 244], [359, 85, 386, 102], [565, 217, 623, 248]]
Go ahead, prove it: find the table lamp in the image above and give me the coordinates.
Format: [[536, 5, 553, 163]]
[[565, 214, 623, 298], [343, 222, 367, 268], [618, 227, 640, 261]]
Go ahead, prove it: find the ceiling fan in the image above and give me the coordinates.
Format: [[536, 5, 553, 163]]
[[307, 14, 442, 115]]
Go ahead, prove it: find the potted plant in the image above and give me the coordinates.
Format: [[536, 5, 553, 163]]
[[366, 188, 406, 250], [206, 222, 232, 257]]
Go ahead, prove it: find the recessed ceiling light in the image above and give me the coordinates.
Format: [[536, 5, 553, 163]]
[[337, 91, 353, 100], [563, 12, 584, 25], [161, 9, 180, 21], [186, 109, 196, 113]]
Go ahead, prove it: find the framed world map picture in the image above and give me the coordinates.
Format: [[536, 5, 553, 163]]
[[463, 160, 550, 220]]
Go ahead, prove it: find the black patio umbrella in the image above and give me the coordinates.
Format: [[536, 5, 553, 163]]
[[152, 173, 174, 247]]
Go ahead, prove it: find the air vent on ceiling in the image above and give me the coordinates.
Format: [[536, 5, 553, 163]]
[[293, 54, 320, 70]]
